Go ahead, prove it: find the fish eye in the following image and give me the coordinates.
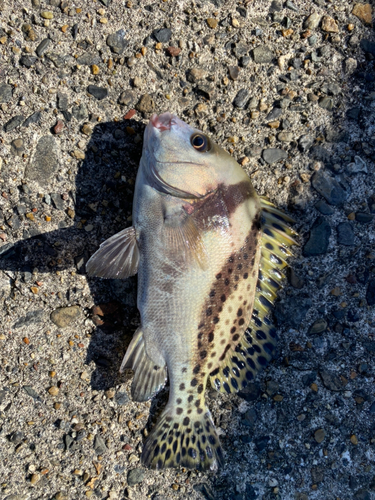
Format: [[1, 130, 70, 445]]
[[191, 134, 210, 152]]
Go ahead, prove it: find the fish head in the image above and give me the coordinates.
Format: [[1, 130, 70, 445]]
[[142, 112, 250, 200]]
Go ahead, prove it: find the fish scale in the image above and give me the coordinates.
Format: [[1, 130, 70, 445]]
[[86, 112, 297, 471]]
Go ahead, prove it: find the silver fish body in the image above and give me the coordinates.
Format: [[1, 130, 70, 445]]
[[87, 112, 297, 471]]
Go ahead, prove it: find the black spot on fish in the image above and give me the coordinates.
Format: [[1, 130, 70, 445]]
[[223, 382, 231, 393], [188, 395, 194, 403], [208, 331, 214, 342], [228, 268, 233, 274], [213, 316, 219, 324], [207, 362, 213, 369], [179, 383, 185, 391], [231, 378, 239, 389], [238, 318, 245, 326], [265, 242, 274, 250], [223, 367, 229, 377], [225, 278, 230, 286], [228, 256, 234, 263], [191, 378, 198, 387], [243, 272, 249, 279], [246, 370, 254, 380], [197, 407, 203, 414], [200, 350, 207, 360], [193, 364, 200, 374], [258, 355, 267, 366], [237, 308, 243, 317], [166, 449, 171, 460], [161, 442, 166, 454], [183, 416, 190, 426], [220, 294, 226, 302], [209, 289, 216, 297], [216, 273, 222, 280], [188, 447, 197, 458], [176, 407, 183, 415], [233, 334, 240, 341], [211, 367, 219, 376], [244, 253, 248, 260], [157, 458, 163, 469], [206, 307, 212, 316], [254, 345, 261, 353], [197, 384, 204, 394], [264, 342, 274, 354], [247, 357, 256, 369], [237, 263, 243, 270], [176, 398, 182, 404], [210, 351, 216, 358], [176, 452, 181, 463], [256, 330, 267, 340]]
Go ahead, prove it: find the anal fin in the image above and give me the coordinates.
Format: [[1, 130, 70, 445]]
[[121, 327, 167, 402]]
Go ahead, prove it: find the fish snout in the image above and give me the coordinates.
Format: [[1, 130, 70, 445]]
[[150, 112, 175, 132]]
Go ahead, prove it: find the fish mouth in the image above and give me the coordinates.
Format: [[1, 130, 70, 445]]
[[150, 112, 176, 132]]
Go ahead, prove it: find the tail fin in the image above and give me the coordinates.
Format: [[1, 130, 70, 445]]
[[141, 405, 224, 471]]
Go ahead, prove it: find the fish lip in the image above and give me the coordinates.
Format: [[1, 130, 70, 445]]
[[150, 112, 176, 132]]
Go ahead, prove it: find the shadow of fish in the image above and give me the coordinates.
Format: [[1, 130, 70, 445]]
[[87, 112, 297, 471]]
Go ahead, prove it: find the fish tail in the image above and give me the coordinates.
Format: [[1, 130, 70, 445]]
[[141, 404, 223, 471]]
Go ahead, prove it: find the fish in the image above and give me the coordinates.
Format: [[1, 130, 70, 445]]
[[86, 112, 297, 471]]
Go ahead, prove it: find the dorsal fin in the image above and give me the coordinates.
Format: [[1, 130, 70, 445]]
[[209, 198, 297, 393]]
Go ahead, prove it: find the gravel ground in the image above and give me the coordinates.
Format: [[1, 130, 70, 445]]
[[0, 0, 375, 499]]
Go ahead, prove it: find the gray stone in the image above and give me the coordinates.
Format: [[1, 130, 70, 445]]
[[87, 85, 108, 100], [26, 136, 59, 186], [286, 0, 299, 12], [337, 222, 354, 246], [304, 12, 321, 29], [347, 107, 361, 121], [76, 52, 100, 66], [46, 52, 66, 68], [355, 212, 373, 223], [0, 83, 13, 103], [298, 134, 314, 152], [187, 68, 207, 83], [319, 96, 333, 111], [71, 103, 88, 121], [366, 279, 375, 306], [13, 309, 44, 328], [262, 148, 288, 164], [233, 88, 249, 108], [269, 0, 282, 12], [23, 111, 42, 127], [153, 28, 172, 43], [94, 434, 107, 455], [36, 38, 51, 57], [136, 94, 155, 114], [288, 268, 304, 289], [252, 46, 274, 63], [315, 200, 334, 215], [266, 107, 282, 121], [4, 115, 24, 132], [50, 306, 82, 328], [274, 296, 312, 328], [23, 385, 40, 400], [308, 318, 327, 335], [311, 466, 324, 483], [127, 468, 146, 487], [106, 29, 128, 54], [303, 217, 331, 256], [228, 65, 239, 81], [319, 370, 345, 391], [118, 90, 135, 106], [11, 138, 24, 156], [51, 193, 65, 210], [115, 392, 130, 406], [311, 170, 348, 206], [57, 93, 68, 111], [20, 55, 37, 67], [308, 34, 317, 46]]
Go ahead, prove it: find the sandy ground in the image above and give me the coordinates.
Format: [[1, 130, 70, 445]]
[[0, 0, 375, 499]]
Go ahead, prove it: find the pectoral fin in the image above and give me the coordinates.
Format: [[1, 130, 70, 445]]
[[163, 214, 208, 270], [86, 226, 139, 279]]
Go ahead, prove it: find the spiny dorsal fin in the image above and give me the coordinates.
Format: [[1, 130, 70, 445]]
[[121, 327, 167, 402], [86, 226, 139, 279], [209, 199, 297, 394]]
